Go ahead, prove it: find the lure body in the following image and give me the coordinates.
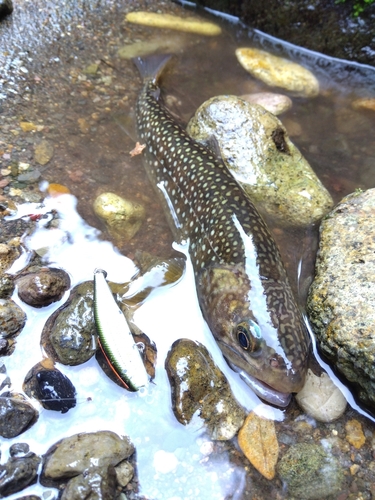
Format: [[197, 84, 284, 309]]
[[93, 269, 149, 391]]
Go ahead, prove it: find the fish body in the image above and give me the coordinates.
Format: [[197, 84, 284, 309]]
[[133, 55, 310, 405], [93, 269, 149, 391]]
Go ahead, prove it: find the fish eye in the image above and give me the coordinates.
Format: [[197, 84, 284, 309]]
[[235, 320, 262, 353]]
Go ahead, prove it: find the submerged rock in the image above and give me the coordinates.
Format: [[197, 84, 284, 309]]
[[0, 394, 38, 438], [307, 188, 375, 409], [41, 431, 134, 485], [41, 281, 97, 365], [165, 339, 246, 440], [93, 192, 145, 241], [0, 444, 41, 497], [187, 95, 333, 226], [15, 267, 70, 308], [296, 369, 346, 422], [277, 443, 344, 499], [0, 0, 13, 19], [240, 92, 292, 115], [235, 47, 319, 97], [23, 361, 76, 413], [125, 11, 221, 36]]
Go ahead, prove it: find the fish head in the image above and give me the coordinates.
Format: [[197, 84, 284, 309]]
[[197, 264, 310, 403]]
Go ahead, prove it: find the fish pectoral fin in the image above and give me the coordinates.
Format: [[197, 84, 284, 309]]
[[204, 134, 225, 162], [114, 113, 137, 142]]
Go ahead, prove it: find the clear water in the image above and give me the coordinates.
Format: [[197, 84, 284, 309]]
[[1, 1, 375, 498]]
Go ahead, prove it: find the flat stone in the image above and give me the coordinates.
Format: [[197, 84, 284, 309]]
[[236, 47, 319, 97], [16, 267, 70, 308], [42, 431, 134, 481], [240, 92, 292, 115], [307, 188, 375, 409]]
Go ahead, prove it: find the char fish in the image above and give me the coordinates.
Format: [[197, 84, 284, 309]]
[[132, 55, 310, 406]]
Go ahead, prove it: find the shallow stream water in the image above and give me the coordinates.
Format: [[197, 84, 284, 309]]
[[1, 1, 375, 499]]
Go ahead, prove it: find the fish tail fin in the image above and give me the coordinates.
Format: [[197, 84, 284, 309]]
[[132, 54, 172, 83]]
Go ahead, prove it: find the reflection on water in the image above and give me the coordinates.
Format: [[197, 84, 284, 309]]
[[1, 0, 375, 498]]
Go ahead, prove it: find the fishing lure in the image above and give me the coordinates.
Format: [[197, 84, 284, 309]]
[[93, 269, 149, 391]]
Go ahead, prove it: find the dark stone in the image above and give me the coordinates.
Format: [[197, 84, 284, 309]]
[[0, 395, 38, 438], [0, 0, 13, 20], [23, 363, 76, 414], [9, 443, 30, 457], [196, 0, 375, 66], [15, 267, 70, 308], [0, 274, 15, 299], [0, 450, 41, 497], [41, 281, 97, 365], [0, 299, 26, 338]]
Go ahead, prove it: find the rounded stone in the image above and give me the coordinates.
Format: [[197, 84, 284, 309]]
[[41, 281, 96, 365], [240, 92, 292, 115], [0, 299, 26, 338], [296, 369, 346, 422], [16, 267, 70, 308], [277, 443, 344, 499], [93, 192, 145, 241], [236, 47, 319, 97], [0, 395, 38, 438], [187, 95, 333, 226]]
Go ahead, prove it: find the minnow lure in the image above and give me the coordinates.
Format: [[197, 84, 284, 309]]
[[132, 54, 310, 406], [93, 269, 149, 391]]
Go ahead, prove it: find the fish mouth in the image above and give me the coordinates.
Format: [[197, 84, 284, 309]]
[[226, 359, 292, 408]]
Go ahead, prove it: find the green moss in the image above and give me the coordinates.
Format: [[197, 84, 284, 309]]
[[336, 0, 375, 16]]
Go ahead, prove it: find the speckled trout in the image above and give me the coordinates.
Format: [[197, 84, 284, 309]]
[[133, 55, 310, 406]]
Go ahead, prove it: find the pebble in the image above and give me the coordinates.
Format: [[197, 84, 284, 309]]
[[93, 192, 145, 241], [296, 369, 347, 422], [114, 460, 134, 487], [125, 11, 222, 36], [240, 92, 292, 115], [60, 466, 117, 500], [41, 281, 97, 365], [0, 395, 38, 438], [0, 445, 41, 497], [165, 338, 246, 440], [187, 95, 333, 225], [236, 47, 319, 97], [345, 419, 366, 449], [34, 140, 54, 165], [277, 443, 344, 499], [41, 431, 134, 480], [15, 267, 70, 308], [0, 0, 13, 19], [238, 411, 279, 480], [0, 298, 26, 338], [352, 97, 375, 112]]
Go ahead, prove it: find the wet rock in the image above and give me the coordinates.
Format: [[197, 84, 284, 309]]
[[235, 47, 319, 97], [352, 97, 375, 112], [307, 188, 375, 409], [125, 11, 221, 36], [34, 140, 54, 166], [61, 466, 117, 500], [277, 443, 344, 499], [24, 361, 76, 414], [165, 339, 246, 440], [41, 281, 97, 365], [187, 95, 333, 226], [0, 242, 20, 273], [0, 445, 41, 497], [118, 35, 189, 59], [296, 369, 346, 423], [0, 298, 26, 338], [41, 431, 134, 483], [0, 0, 13, 19], [0, 394, 38, 438], [240, 92, 292, 115], [345, 419, 366, 449], [0, 361, 11, 392], [114, 460, 134, 488], [0, 274, 15, 299], [15, 267, 70, 308], [93, 192, 145, 241]]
